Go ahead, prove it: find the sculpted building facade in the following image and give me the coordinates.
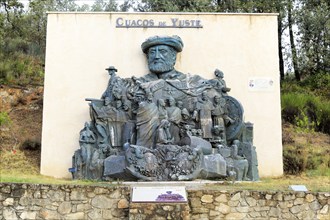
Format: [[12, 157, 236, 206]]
[[71, 36, 259, 181]]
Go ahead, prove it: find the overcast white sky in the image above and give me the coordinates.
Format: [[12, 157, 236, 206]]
[[19, 0, 128, 7]]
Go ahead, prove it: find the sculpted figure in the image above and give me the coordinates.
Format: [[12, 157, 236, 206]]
[[218, 139, 249, 181], [91, 97, 127, 147], [157, 99, 168, 121], [210, 69, 231, 94], [211, 95, 234, 140], [180, 108, 195, 128], [197, 91, 214, 140], [211, 125, 226, 146], [122, 99, 133, 120], [166, 97, 182, 143], [101, 66, 118, 99], [136, 92, 159, 148], [79, 122, 96, 178], [176, 100, 184, 110], [113, 100, 128, 147], [187, 98, 199, 123], [230, 140, 250, 181], [90, 144, 108, 180], [141, 35, 185, 81], [91, 97, 114, 144], [157, 119, 173, 145]]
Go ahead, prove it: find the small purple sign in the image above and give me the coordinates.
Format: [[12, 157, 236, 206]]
[[132, 186, 187, 203]]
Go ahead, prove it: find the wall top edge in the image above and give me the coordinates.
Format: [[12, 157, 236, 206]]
[[46, 11, 279, 16], [0, 182, 327, 194]]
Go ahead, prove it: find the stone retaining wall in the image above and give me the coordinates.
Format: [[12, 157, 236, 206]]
[[0, 183, 329, 220]]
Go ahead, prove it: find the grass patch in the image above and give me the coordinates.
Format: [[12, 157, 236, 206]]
[[0, 149, 39, 175], [0, 111, 11, 126], [282, 124, 330, 175], [1, 172, 329, 192], [203, 175, 330, 192], [0, 172, 123, 187]]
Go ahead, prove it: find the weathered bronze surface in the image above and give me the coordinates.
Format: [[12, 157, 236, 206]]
[[71, 35, 259, 181]]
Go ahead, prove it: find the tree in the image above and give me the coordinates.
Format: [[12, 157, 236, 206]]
[[287, 0, 301, 81], [136, 0, 213, 12], [55, 0, 78, 11], [296, 0, 330, 76], [91, 0, 118, 12]]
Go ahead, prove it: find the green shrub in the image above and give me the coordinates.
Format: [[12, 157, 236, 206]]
[[283, 143, 330, 175], [0, 52, 44, 86], [0, 112, 11, 126], [283, 145, 307, 174], [281, 92, 330, 134], [300, 73, 330, 97]]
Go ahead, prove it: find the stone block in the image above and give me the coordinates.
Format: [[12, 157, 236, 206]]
[[58, 201, 72, 214], [228, 200, 239, 207], [310, 200, 321, 211], [0, 185, 11, 194], [236, 206, 249, 213], [290, 205, 302, 214], [103, 155, 126, 178], [94, 187, 109, 194], [225, 212, 246, 220], [3, 208, 18, 220], [65, 212, 85, 220], [216, 203, 231, 214], [199, 154, 226, 178], [70, 190, 87, 201], [109, 189, 121, 199], [306, 194, 315, 203], [190, 198, 202, 208], [20, 211, 37, 220], [162, 205, 174, 211], [265, 194, 272, 200], [201, 195, 213, 203], [294, 197, 304, 205], [231, 192, 241, 201], [215, 194, 228, 203], [319, 204, 328, 214], [77, 203, 92, 212], [40, 209, 61, 220], [102, 210, 113, 219], [274, 192, 283, 201], [47, 190, 65, 201], [249, 211, 261, 218], [269, 207, 281, 217], [284, 194, 295, 201], [118, 198, 129, 209], [88, 209, 102, 219], [3, 198, 14, 206], [210, 210, 221, 217], [245, 197, 257, 206], [91, 195, 114, 209], [297, 210, 316, 220]]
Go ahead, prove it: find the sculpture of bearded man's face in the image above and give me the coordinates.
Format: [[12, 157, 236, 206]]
[[147, 45, 177, 74]]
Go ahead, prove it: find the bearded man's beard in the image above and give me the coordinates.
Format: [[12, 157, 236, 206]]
[[148, 59, 175, 73]]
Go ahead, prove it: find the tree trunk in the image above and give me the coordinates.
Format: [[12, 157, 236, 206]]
[[278, 17, 285, 81], [288, 0, 301, 81]]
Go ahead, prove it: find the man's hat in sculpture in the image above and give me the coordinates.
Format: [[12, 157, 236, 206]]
[[105, 66, 117, 72], [141, 35, 184, 54]]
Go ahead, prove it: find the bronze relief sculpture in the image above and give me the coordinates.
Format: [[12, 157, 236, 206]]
[[71, 35, 259, 181]]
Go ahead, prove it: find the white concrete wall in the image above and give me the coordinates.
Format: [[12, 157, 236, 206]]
[[42, 12, 282, 179]]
